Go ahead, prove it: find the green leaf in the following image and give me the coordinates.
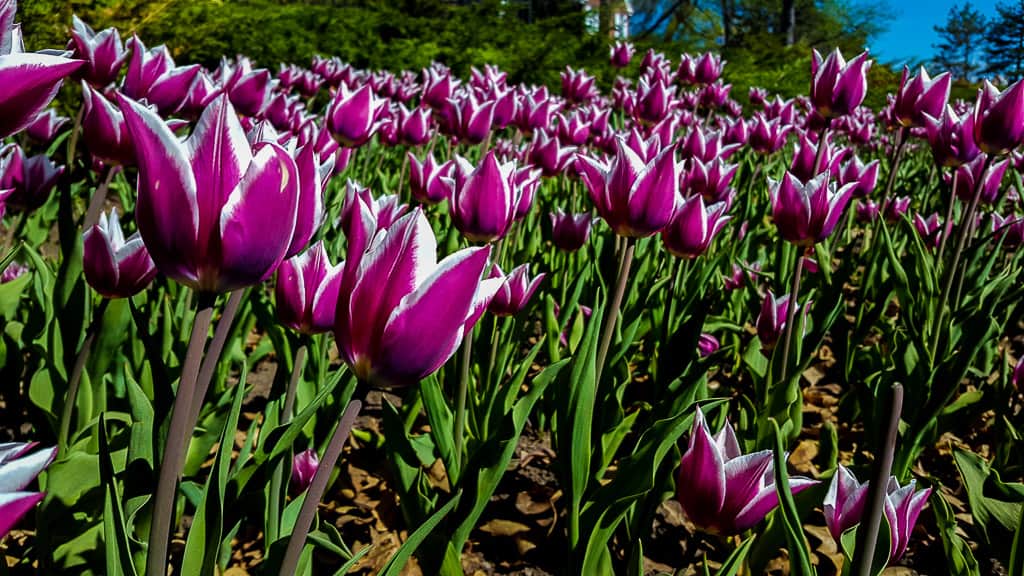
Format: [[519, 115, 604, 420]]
[[100, 415, 139, 576], [420, 375, 455, 479], [954, 447, 1023, 545], [377, 492, 462, 576], [771, 419, 815, 576], [933, 491, 981, 576], [838, 515, 891, 576], [716, 536, 754, 576]]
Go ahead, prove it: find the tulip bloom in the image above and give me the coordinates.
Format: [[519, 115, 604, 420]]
[[81, 82, 135, 166], [335, 206, 500, 387], [973, 79, 1024, 155], [118, 94, 300, 293], [70, 15, 128, 87], [676, 407, 816, 534], [291, 448, 318, 492], [577, 139, 680, 238], [749, 114, 793, 154], [953, 156, 1008, 205], [327, 84, 386, 148], [661, 196, 730, 259], [0, 146, 64, 212], [408, 153, 452, 205], [276, 241, 344, 335], [83, 209, 158, 299], [893, 66, 951, 128], [446, 151, 517, 243], [338, 181, 409, 235], [923, 105, 980, 168], [0, 443, 56, 539], [0, 52, 84, 139], [549, 210, 592, 252], [609, 41, 634, 68], [770, 172, 855, 246], [757, 291, 792, 351], [528, 130, 576, 177], [697, 333, 719, 357], [913, 212, 951, 251], [839, 156, 880, 198], [25, 109, 68, 143], [488, 264, 545, 317], [809, 49, 871, 119], [824, 465, 931, 561]]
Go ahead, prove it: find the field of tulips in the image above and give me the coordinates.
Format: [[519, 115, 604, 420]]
[[2, 1, 1024, 575]]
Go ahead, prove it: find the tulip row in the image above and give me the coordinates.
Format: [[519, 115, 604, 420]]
[[0, 1, 1023, 574]]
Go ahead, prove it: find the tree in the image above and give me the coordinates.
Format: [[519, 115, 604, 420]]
[[984, 0, 1024, 82], [933, 1, 987, 81]]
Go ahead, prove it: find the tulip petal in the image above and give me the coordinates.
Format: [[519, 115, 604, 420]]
[[0, 492, 45, 539], [218, 143, 298, 292], [378, 246, 490, 384], [0, 446, 55, 492], [678, 408, 726, 529], [0, 53, 84, 139]]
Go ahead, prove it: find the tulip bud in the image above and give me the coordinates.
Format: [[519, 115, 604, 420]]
[[83, 209, 158, 299], [327, 84, 386, 148], [488, 264, 545, 317], [609, 41, 635, 68], [408, 152, 452, 205], [446, 151, 517, 243], [0, 146, 64, 213], [549, 210, 592, 252], [70, 15, 128, 87], [923, 105, 980, 168], [809, 48, 872, 119], [291, 448, 319, 492], [973, 79, 1024, 155], [276, 241, 344, 335], [770, 171, 855, 246], [697, 333, 719, 358], [894, 66, 951, 128], [756, 291, 791, 351], [25, 109, 68, 144], [661, 196, 730, 259]]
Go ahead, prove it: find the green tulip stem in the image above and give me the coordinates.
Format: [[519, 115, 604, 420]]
[[852, 382, 903, 576], [779, 249, 805, 384], [879, 125, 909, 208], [931, 154, 993, 362], [57, 298, 109, 457], [268, 343, 308, 542], [453, 325, 474, 483], [277, 400, 362, 576], [812, 124, 831, 180], [66, 104, 85, 174], [188, 289, 246, 427], [146, 295, 215, 576], [936, 168, 958, 263], [595, 236, 637, 386]]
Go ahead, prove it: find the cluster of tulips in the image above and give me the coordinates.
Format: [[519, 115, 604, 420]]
[[2, 0, 1024, 574]]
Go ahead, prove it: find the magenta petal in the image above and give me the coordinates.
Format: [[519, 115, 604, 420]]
[[0, 54, 84, 139], [733, 475, 817, 533], [83, 224, 119, 297], [0, 492, 45, 539], [677, 408, 726, 529], [112, 235, 156, 296], [0, 446, 55, 493], [720, 451, 772, 517], [217, 143, 298, 292], [287, 145, 325, 257], [310, 259, 344, 333], [116, 93, 200, 286], [378, 246, 491, 384]]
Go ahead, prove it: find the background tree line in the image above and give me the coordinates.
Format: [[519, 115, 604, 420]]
[[933, 0, 1024, 84], [21, 0, 904, 106]]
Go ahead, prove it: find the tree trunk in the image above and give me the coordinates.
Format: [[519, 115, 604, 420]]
[[721, 0, 732, 47], [599, 0, 612, 38], [780, 0, 795, 46]]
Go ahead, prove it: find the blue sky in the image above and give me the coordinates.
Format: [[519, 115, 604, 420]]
[[868, 0, 1000, 66]]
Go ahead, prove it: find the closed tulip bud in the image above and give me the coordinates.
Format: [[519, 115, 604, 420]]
[[679, 127, 740, 162], [335, 206, 501, 387], [633, 78, 675, 126], [83, 209, 157, 298], [749, 87, 769, 106], [770, 171, 855, 246], [291, 448, 318, 492], [118, 94, 300, 293], [757, 291, 791, 351], [528, 130, 576, 177], [923, 105, 980, 168], [697, 333, 719, 358], [810, 48, 871, 118], [446, 151, 517, 243], [677, 407, 816, 535], [487, 264, 545, 317], [549, 210, 592, 252], [408, 152, 452, 205], [894, 66, 951, 128], [446, 93, 495, 145], [276, 241, 344, 335], [577, 138, 680, 238], [661, 195, 730, 258], [724, 117, 749, 147], [0, 146, 64, 212], [327, 84, 386, 148], [973, 79, 1024, 155], [70, 15, 127, 87], [698, 82, 731, 109], [609, 41, 635, 68], [225, 67, 272, 118], [824, 466, 931, 562], [556, 112, 590, 147], [0, 443, 56, 539], [953, 156, 1008, 205], [790, 131, 845, 182], [421, 65, 459, 110], [682, 158, 737, 204], [25, 109, 68, 143]]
